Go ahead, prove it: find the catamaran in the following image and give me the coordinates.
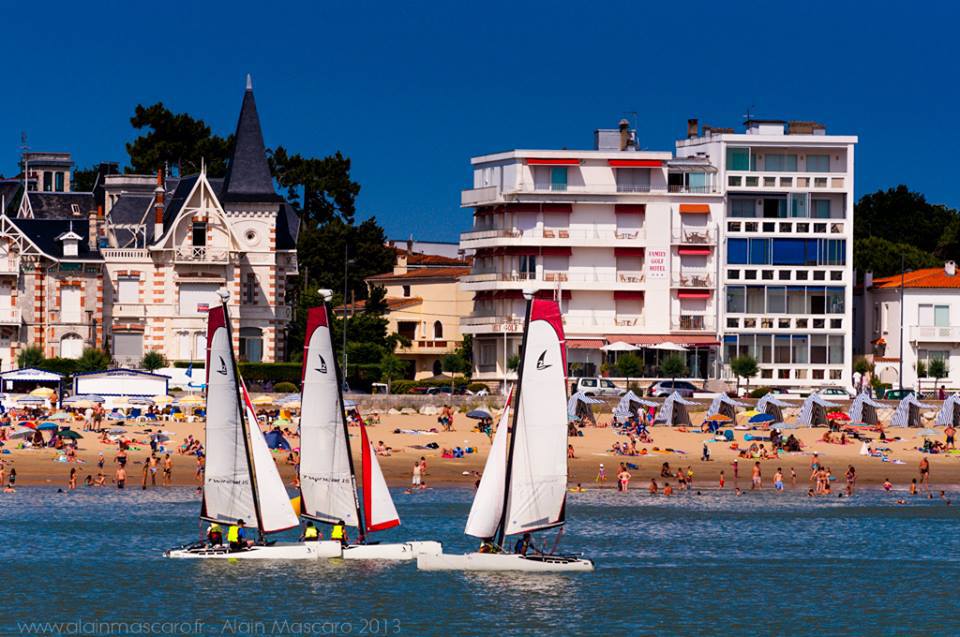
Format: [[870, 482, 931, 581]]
[[166, 292, 339, 559], [298, 303, 441, 560], [417, 297, 594, 572]]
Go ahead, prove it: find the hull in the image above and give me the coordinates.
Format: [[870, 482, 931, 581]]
[[341, 540, 443, 561], [165, 541, 342, 560], [417, 551, 594, 572]]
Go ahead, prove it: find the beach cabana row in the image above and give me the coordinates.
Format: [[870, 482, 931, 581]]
[[705, 394, 748, 420], [613, 390, 657, 423], [797, 394, 839, 427], [656, 391, 700, 426], [936, 393, 960, 427], [892, 394, 937, 427], [756, 393, 791, 422], [849, 391, 883, 425], [567, 391, 604, 421]]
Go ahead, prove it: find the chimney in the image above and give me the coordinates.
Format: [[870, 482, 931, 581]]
[[864, 270, 873, 288], [618, 119, 631, 151], [88, 208, 97, 250], [946, 261, 957, 277], [687, 118, 699, 139], [154, 169, 165, 242]]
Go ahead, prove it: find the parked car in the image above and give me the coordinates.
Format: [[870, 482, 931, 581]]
[[881, 388, 925, 400], [647, 380, 697, 398], [573, 377, 624, 397], [817, 386, 856, 399], [427, 386, 466, 395]]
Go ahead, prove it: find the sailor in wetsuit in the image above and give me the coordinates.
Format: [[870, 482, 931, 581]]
[[514, 533, 538, 556]]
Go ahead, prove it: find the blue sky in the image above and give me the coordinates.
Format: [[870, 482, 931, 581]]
[[2, 1, 957, 241]]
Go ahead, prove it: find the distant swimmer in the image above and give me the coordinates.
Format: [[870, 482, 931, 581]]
[[568, 483, 586, 493]]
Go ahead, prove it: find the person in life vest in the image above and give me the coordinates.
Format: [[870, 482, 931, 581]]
[[514, 533, 539, 556], [300, 521, 320, 542], [228, 519, 253, 551], [207, 523, 223, 546], [330, 519, 348, 546]]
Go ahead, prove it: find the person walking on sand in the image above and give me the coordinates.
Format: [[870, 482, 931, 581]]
[[412, 462, 422, 488], [732, 458, 739, 481], [163, 454, 173, 486], [919, 456, 931, 493], [790, 467, 797, 487], [751, 462, 762, 490], [946, 424, 956, 451], [617, 468, 631, 492], [141, 461, 150, 490], [719, 470, 725, 489], [148, 454, 160, 487], [596, 463, 606, 484]]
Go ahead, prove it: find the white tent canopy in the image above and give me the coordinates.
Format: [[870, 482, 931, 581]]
[[567, 391, 604, 421], [892, 394, 937, 427], [936, 393, 960, 427], [650, 342, 687, 352], [756, 393, 792, 422], [656, 391, 700, 426], [706, 394, 748, 419], [797, 394, 839, 427], [601, 341, 638, 352], [849, 391, 884, 425], [613, 390, 658, 423]]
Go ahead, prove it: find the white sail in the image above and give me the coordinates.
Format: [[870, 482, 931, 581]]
[[201, 306, 257, 526], [504, 300, 569, 536], [360, 419, 400, 532], [464, 389, 512, 539], [298, 307, 359, 526], [241, 382, 300, 533]]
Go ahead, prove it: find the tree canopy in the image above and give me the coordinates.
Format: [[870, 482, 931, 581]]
[[125, 103, 232, 176]]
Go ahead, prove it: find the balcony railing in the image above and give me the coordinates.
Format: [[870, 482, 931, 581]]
[[0, 258, 20, 275], [112, 303, 146, 318], [0, 307, 21, 324], [727, 172, 847, 191], [398, 339, 453, 353], [672, 226, 715, 245], [672, 271, 714, 288], [667, 184, 718, 194], [910, 325, 960, 343], [101, 248, 149, 261], [725, 315, 844, 331], [461, 226, 647, 243], [672, 315, 715, 331], [726, 220, 846, 235], [174, 246, 230, 263]]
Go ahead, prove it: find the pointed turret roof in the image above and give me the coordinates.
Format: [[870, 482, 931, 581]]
[[221, 75, 282, 203]]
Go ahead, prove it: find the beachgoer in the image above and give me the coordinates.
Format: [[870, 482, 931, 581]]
[[300, 522, 320, 542], [95, 472, 105, 487], [732, 459, 739, 480], [663, 483, 673, 496], [790, 467, 797, 487], [617, 468, 631, 492], [115, 466, 126, 489], [412, 462, 422, 488], [701, 442, 710, 462], [163, 454, 173, 486], [919, 457, 931, 492], [845, 465, 856, 496], [751, 462, 762, 490], [648, 478, 658, 494], [207, 523, 223, 546], [882, 478, 893, 491], [735, 487, 742, 497], [719, 470, 725, 489], [596, 464, 606, 483], [910, 478, 918, 495], [228, 520, 253, 551], [947, 425, 957, 450], [68, 467, 77, 490], [148, 454, 159, 486], [774, 468, 784, 492]]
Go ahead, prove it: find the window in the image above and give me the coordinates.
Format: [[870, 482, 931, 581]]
[[828, 335, 844, 364], [114, 332, 144, 361], [727, 239, 748, 264], [178, 282, 219, 315], [239, 327, 263, 363], [43, 172, 53, 192], [725, 286, 744, 313], [117, 276, 138, 304], [243, 273, 258, 304], [55, 172, 65, 192], [746, 287, 765, 314], [192, 222, 206, 247], [810, 335, 827, 364], [60, 286, 82, 323], [177, 332, 191, 360], [919, 304, 950, 326], [788, 193, 808, 218], [195, 332, 207, 360], [792, 335, 808, 364], [806, 154, 830, 172], [775, 336, 791, 364], [726, 147, 751, 171], [60, 333, 84, 359], [729, 199, 755, 218], [397, 321, 417, 341], [616, 168, 650, 192], [767, 287, 786, 313], [550, 167, 567, 191], [749, 239, 770, 265], [918, 349, 949, 366], [762, 198, 786, 218], [772, 239, 809, 266], [433, 320, 443, 339], [764, 154, 798, 171], [826, 288, 845, 314], [812, 199, 831, 218], [519, 255, 537, 276]]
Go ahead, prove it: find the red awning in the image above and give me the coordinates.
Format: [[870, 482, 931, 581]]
[[679, 204, 711, 214], [540, 247, 573, 257], [500, 203, 572, 214], [613, 290, 645, 300], [502, 247, 539, 256], [614, 204, 646, 215], [603, 334, 720, 347], [535, 290, 572, 300], [677, 247, 712, 256], [526, 158, 580, 166], [608, 159, 663, 167], [567, 339, 605, 349], [614, 247, 645, 257], [677, 291, 713, 299]]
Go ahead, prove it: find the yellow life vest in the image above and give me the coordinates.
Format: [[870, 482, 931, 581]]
[[304, 526, 318, 539], [227, 525, 240, 543], [331, 524, 345, 540], [209, 523, 222, 534]]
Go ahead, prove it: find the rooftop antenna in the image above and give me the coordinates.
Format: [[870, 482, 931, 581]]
[[743, 104, 757, 122]]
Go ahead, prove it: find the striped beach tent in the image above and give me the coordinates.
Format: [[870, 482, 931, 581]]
[[567, 391, 604, 421], [848, 391, 884, 425], [756, 393, 791, 422], [935, 393, 960, 427], [797, 394, 839, 427], [891, 394, 937, 427], [655, 391, 700, 426], [613, 390, 658, 423], [706, 393, 748, 420]]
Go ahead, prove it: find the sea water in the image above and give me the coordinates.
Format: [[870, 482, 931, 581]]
[[1, 486, 958, 636]]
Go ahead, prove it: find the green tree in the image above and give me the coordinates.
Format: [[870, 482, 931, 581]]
[[730, 355, 759, 395], [141, 350, 168, 372], [615, 353, 643, 389], [379, 352, 405, 393], [75, 348, 111, 373], [125, 103, 232, 176], [853, 236, 940, 278], [507, 354, 520, 373], [928, 357, 948, 393], [659, 355, 689, 388], [270, 147, 360, 226], [72, 165, 99, 192], [855, 185, 957, 253], [17, 346, 44, 368]]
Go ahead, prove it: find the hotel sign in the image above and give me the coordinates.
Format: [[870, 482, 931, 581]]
[[647, 249, 667, 280]]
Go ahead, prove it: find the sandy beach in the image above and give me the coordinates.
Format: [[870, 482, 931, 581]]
[[3, 404, 960, 492]]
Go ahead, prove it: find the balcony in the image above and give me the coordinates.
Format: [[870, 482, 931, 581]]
[[910, 325, 960, 343], [0, 258, 20, 276], [725, 315, 844, 331], [461, 225, 647, 249], [672, 315, 715, 331], [727, 172, 847, 192], [667, 184, 719, 194], [726, 219, 846, 235], [0, 308, 20, 324], [461, 314, 524, 334], [113, 303, 146, 319], [672, 226, 716, 245], [101, 248, 149, 262], [174, 246, 230, 264], [461, 181, 680, 207], [398, 339, 455, 354], [563, 313, 645, 334], [672, 270, 714, 288]]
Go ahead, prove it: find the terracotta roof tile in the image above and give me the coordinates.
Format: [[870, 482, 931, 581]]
[[872, 267, 960, 289], [366, 266, 471, 282], [333, 296, 423, 314]]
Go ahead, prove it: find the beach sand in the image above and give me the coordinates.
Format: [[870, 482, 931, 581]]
[[3, 407, 959, 492]]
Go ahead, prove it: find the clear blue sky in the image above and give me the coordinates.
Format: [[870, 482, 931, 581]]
[[2, 1, 957, 241]]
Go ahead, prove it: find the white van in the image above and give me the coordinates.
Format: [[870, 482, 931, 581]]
[[573, 377, 623, 397]]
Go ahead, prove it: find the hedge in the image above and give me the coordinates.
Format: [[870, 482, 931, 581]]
[[238, 363, 302, 384], [273, 381, 299, 393], [389, 377, 470, 394]]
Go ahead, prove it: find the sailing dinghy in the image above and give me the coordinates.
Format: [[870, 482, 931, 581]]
[[166, 293, 339, 559], [299, 304, 441, 560], [417, 297, 594, 572]]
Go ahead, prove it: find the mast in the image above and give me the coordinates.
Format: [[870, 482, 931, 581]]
[[495, 296, 533, 549], [327, 298, 366, 542], [222, 292, 266, 541]]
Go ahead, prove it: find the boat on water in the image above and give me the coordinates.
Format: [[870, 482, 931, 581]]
[[298, 302, 441, 561], [166, 292, 339, 560], [417, 296, 594, 572]]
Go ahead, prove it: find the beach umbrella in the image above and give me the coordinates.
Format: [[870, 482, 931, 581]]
[[705, 414, 733, 423], [48, 412, 71, 420], [277, 393, 300, 404], [128, 397, 154, 406], [29, 387, 55, 397], [273, 418, 291, 427], [748, 413, 776, 424], [280, 399, 301, 409], [179, 395, 204, 406], [64, 394, 105, 404], [601, 341, 638, 352], [916, 428, 939, 437], [37, 422, 58, 431], [153, 395, 174, 405], [58, 429, 83, 440], [827, 412, 850, 421], [71, 400, 94, 409], [742, 409, 759, 418], [252, 395, 275, 406], [467, 409, 493, 420], [18, 420, 37, 429], [9, 426, 34, 439], [111, 397, 129, 406], [650, 342, 687, 352]]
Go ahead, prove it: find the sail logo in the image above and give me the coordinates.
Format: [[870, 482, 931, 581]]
[[316, 355, 328, 374], [536, 351, 551, 370], [216, 356, 228, 376]]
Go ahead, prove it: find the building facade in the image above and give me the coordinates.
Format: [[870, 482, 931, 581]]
[[459, 118, 857, 390]]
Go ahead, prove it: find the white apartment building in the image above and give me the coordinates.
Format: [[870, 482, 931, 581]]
[[677, 119, 856, 389], [459, 118, 857, 390], [862, 263, 960, 392], [459, 122, 724, 384]]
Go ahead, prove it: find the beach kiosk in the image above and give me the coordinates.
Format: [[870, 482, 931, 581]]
[[0, 367, 64, 406], [72, 368, 171, 409]]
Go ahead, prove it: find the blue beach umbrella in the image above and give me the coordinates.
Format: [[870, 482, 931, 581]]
[[37, 422, 59, 431], [749, 413, 776, 424]]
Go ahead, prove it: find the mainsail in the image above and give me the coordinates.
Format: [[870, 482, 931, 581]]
[[464, 388, 512, 539], [360, 419, 400, 532], [502, 299, 568, 537], [298, 306, 360, 526]]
